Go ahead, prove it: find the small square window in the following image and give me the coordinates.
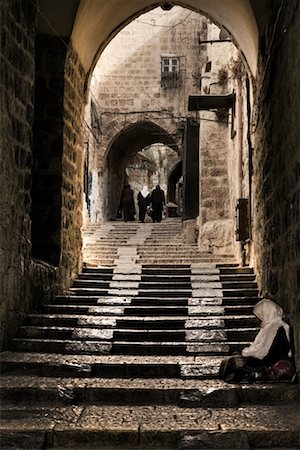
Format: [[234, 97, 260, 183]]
[[161, 57, 181, 89]]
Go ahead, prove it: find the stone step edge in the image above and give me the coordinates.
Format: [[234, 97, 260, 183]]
[[19, 325, 259, 332], [0, 404, 299, 450], [11, 338, 250, 345], [1, 377, 298, 407], [27, 314, 256, 320]]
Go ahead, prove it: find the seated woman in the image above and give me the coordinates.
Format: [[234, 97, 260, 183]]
[[219, 298, 295, 382]]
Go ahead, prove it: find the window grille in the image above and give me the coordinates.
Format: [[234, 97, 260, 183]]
[[161, 57, 181, 89]]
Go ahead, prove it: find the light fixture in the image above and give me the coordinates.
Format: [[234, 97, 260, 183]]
[[160, 2, 174, 11]]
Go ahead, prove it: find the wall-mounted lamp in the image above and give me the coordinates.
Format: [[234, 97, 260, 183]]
[[160, 2, 174, 11]]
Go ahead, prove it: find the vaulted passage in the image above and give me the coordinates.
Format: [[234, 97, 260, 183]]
[[1, 0, 300, 447], [106, 121, 179, 220]]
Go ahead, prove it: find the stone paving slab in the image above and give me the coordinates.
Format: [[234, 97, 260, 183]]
[[0, 375, 300, 408], [0, 351, 223, 365], [1, 404, 300, 449]]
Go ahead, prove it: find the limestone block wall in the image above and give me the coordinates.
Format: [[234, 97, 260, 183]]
[[0, 1, 86, 349], [253, 0, 300, 365], [61, 46, 85, 282], [0, 0, 59, 348], [85, 7, 207, 222], [197, 23, 247, 257]]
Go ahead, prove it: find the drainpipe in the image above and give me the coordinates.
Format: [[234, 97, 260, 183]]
[[235, 77, 244, 265], [236, 77, 243, 199]]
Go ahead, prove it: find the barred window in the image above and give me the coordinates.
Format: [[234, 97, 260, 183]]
[[161, 57, 181, 89]]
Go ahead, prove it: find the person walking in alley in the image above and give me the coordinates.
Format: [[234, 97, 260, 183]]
[[120, 184, 135, 222], [150, 185, 165, 222], [137, 185, 150, 223]]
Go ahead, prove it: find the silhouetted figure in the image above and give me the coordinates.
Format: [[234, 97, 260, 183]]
[[151, 185, 165, 222], [120, 184, 135, 222], [137, 185, 150, 223]]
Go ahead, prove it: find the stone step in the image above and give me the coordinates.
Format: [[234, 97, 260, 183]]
[[219, 273, 256, 281], [0, 352, 222, 378], [78, 273, 114, 281], [53, 296, 190, 306], [222, 288, 259, 297], [1, 403, 299, 449], [44, 304, 257, 321], [139, 258, 236, 264], [25, 314, 259, 330], [219, 266, 254, 274], [82, 267, 114, 273], [73, 280, 111, 288], [51, 295, 260, 312], [137, 290, 192, 297], [43, 304, 190, 315], [1, 377, 298, 407], [140, 275, 191, 281], [17, 326, 258, 342], [10, 338, 247, 355], [221, 281, 258, 289]]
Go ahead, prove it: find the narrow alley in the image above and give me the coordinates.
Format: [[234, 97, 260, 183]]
[[1, 0, 300, 448]]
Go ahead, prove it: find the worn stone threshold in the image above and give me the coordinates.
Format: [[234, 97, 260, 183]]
[[1, 404, 300, 449]]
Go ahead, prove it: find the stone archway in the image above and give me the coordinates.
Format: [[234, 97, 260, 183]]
[[101, 120, 180, 220]]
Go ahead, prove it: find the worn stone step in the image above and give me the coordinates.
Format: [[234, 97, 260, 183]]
[[110, 341, 234, 355], [67, 289, 111, 296], [222, 288, 259, 297], [140, 275, 191, 282], [82, 267, 114, 273], [42, 304, 190, 316], [1, 377, 298, 407], [219, 267, 254, 274], [27, 312, 258, 328], [221, 281, 258, 290], [78, 273, 114, 281], [221, 296, 259, 305], [0, 352, 222, 378], [10, 338, 239, 356], [17, 327, 249, 342], [139, 282, 192, 289], [1, 404, 299, 449], [72, 281, 111, 289], [53, 296, 190, 307], [131, 298, 188, 306], [137, 290, 192, 297], [220, 274, 256, 281]]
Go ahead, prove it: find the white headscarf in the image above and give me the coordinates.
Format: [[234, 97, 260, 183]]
[[241, 299, 290, 360], [140, 186, 150, 198]]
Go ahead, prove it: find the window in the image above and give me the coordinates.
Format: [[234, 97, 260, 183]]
[[161, 57, 181, 89]]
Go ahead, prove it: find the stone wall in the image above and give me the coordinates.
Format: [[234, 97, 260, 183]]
[[198, 23, 244, 256], [254, 0, 300, 365], [61, 45, 86, 282], [0, 0, 61, 348], [0, 1, 86, 349], [85, 7, 207, 222]]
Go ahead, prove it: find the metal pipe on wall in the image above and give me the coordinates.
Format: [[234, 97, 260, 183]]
[[235, 78, 243, 199]]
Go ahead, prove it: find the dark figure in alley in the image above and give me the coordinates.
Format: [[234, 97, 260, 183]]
[[137, 185, 150, 223], [120, 184, 135, 222], [219, 298, 295, 382], [150, 185, 165, 223]]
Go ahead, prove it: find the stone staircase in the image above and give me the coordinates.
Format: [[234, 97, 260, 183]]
[[1, 220, 299, 449]]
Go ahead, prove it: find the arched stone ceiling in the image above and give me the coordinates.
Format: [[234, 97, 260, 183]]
[[71, 0, 261, 76], [107, 121, 178, 165]]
